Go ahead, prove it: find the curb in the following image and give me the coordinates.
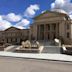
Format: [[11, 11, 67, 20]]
[[0, 55, 72, 63], [0, 52, 72, 63]]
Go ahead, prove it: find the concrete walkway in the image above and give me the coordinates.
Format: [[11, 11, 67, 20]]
[[0, 51, 72, 62], [40, 41, 60, 53], [42, 46, 60, 53], [1, 42, 72, 62]]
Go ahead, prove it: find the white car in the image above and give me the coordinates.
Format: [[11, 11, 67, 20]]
[[60, 45, 72, 55]]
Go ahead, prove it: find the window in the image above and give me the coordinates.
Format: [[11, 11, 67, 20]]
[[40, 25, 44, 40], [41, 32, 44, 40], [48, 33, 50, 40], [52, 24, 56, 30], [12, 38, 16, 42], [66, 24, 70, 30], [46, 24, 50, 30], [8, 38, 11, 42], [67, 32, 70, 38], [11, 33, 16, 36], [7, 33, 11, 36], [53, 33, 56, 39], [65, 16, 70, 20], [40, 24, 44, 32]]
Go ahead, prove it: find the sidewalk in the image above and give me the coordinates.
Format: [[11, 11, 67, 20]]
[[0, 51, 72, 62]]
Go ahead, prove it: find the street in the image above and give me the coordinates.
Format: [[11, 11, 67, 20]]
[[0, 57, 72, 72]]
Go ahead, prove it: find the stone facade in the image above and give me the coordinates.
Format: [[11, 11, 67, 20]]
[[0, 27, 29, 45], [0, 11, 72, 45], [30, 11, 72, 45]]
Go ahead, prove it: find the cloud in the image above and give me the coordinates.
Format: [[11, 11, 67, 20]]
[[0, 13, 30, 30], [14, 19, 30, 29], [0, 16, 3, 21], [24, 4, 40, 18], [16, 19, 30, 26], [0, 4, 39, 30], [51, 0, 72, 19], [51, 0, 64, 9], [51, 0, 72, 13], [3, 13, 22, 22], [0, 20, 12, 30], [14, 26, 25, 29], [41, 10, 46, 13]]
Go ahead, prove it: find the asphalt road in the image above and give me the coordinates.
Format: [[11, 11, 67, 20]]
[[0, 57, 72, 72]]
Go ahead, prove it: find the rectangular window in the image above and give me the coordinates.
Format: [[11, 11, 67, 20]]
[[13, 38, 16, 42], [12, 33, 15, 36], [52, 24, 56, 30], [53, 33, 56, 39], [40, 24, 44, 32], [66, 24, 69, 30], [8, 38, 11, 43], [46, 24, 50, 31], [67, 32, 70, 38], [48, 33, 50, 40], [40, 25, 44, 40]]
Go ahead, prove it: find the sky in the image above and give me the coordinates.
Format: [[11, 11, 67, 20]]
[[0, 0, 72, 30]]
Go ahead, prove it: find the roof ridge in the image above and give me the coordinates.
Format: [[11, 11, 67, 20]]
[[33, 10, 67, 19]]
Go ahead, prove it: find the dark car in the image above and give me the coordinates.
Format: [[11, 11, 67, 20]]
[[60, 45, 72, 55]]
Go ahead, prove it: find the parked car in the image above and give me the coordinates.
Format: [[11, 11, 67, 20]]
[[60, 45, 72, 55]]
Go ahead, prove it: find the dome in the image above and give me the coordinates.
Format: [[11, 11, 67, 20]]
[[51, 9, 67, 14]]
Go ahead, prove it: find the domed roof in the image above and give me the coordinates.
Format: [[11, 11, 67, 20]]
[[51, 9, 67, 14]]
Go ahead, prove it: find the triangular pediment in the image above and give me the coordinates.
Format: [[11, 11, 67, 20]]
[[34, 11, 66, 19], [5, 26, 20, 32]]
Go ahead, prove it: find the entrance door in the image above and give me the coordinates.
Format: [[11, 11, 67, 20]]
[[50, 32, 56, 40], [47, 33, 50, 40], [37, 24, 44, 40]]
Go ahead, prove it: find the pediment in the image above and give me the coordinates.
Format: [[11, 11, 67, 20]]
[[34, 11, 66, 20], [5, 26, 20, 32]]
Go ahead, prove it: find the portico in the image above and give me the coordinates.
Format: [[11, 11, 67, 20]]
[[37, 23, 59, 41], [30, 11, 72, 44]]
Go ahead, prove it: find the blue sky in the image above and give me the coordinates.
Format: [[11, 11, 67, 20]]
[[0, 0, 54, 14], [0, 0, 72, 30]]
